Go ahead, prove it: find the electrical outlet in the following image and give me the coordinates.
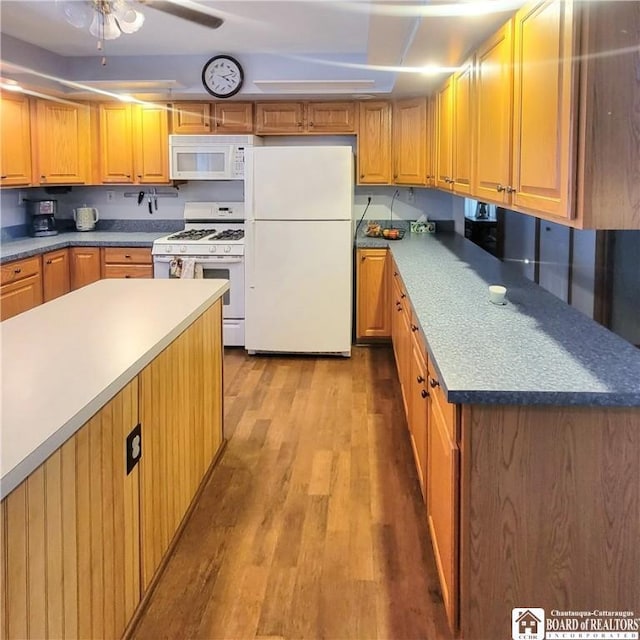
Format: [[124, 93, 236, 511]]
[[425, 221, 436, 234], [18, 191, 26, 205], [407, 187, 415, 204], [106, 190, 115, 202]]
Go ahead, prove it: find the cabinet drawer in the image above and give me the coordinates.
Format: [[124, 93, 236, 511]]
[[103, 264, 153, 279], [103, 247, 152, 264], [0, 273, 43, 320], [428, 355, 458, 442], [1, 256, 41, 286]]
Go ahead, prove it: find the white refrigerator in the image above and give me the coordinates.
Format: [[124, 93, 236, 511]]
[[245, 145, 353, 356]]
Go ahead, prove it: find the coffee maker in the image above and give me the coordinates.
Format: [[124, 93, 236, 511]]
[[26, 199, 58, 237]]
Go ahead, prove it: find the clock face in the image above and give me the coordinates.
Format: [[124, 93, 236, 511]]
[[202, 55, 244, 99]]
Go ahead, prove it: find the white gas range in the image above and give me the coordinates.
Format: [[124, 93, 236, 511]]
[[152, 202, 246, 346]]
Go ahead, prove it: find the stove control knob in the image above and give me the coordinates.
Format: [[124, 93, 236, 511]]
[[209, 245, 217, 253], [166, 245, 172, 253], [224, 245, 231, 253], [180, 245, 187, 253]]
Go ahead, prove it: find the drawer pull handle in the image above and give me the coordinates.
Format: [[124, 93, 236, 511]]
[[429, 377, 440, 388], [421, 389, 429, 399], [400, 293, 406, 299], [14, 268, 22, 274], [397, 306, 402, 312], [411, 324, 418, 332], [125, 275, 131, 278], [125, 254, 132, 258], [393, 272, 398, 277], [46, 259, 52, 265], [417, 375, 425, 384]]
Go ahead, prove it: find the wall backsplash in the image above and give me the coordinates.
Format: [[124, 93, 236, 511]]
[[1, 182, 455, 231]]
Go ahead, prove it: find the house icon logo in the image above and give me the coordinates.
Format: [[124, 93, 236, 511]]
[[512, 607, 545, 640]]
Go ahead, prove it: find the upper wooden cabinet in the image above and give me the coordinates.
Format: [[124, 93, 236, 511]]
[[306, 102, 356, 133], [393, 98, 427, 185], [32, 100, 91, 185], [452, 59, 474, 196], [435, 77, 454, 190], [255, 102, 305, 134], [426, 97, 437, 187], [0, 92, 32, 187], [511, 0, 577, 219], [169, 102, 254, 134], [474, 19, 514, 204], [99, 103, 169, 184], [357, 101, 392, 184], [254, 101, 355, 134]]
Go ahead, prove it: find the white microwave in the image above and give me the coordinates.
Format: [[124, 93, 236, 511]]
[[169, 134, 262, 180]]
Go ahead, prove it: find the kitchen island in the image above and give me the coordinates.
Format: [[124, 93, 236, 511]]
[[1, 278, 228, 639], [357, 232, 640, 639]]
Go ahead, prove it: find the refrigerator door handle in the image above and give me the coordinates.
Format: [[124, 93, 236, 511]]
[[247, 219, 256, 289]]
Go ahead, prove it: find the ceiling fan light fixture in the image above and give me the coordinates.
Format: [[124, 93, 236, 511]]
[[113, 1, 146, 34]]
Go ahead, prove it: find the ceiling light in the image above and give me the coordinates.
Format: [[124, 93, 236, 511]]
[[61, 0, 145, 41]]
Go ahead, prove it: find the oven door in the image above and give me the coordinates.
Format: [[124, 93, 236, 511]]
[[153, 255, 244, 320]]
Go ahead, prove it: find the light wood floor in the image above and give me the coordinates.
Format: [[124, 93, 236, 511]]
[[131, 347, 453, 640]]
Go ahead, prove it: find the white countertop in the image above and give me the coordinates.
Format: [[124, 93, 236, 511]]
[[0, 278, 229, 499]]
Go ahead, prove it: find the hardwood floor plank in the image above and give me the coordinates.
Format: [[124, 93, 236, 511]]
[[131, 347, 453, 640]]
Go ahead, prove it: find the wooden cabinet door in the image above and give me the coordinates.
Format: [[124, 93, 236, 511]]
[[0, 92, 32, 186], [452, 59, 474, 195], [170, 102, 212, 133], [356, 249, 390, 339], [42, 248, 70, 302], [214, 102, 253, 133], [70, 247, 101, 290], [512, 0, 577, 218], [307, 101, 356, 133], [357, 101, 392, 184], [0, 273, 43, 321], [474, 20, 514, 204], [33, 100, 90, 185], [428, 398, 459, 632], [426, 97, 437, 187], [435, 78, 454, 190], [134, 105, 169, 184], [409, 334, 429, 500], [393, 98, 427, 185], [1, 379, 141, 640], [99, 103, 135, 183], [255, 102, 305, 134]]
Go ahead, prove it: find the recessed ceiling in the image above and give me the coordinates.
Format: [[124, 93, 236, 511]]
[[0, 1, 524, 99]]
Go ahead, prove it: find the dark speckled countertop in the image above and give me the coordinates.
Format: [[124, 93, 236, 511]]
[[357, 231, 640, 407], [0, 231, 167, 263]]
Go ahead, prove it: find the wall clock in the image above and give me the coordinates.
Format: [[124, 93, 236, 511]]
[[201, 55, 244, 99]]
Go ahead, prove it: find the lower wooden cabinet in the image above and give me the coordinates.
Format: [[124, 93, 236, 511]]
[[42, 248, 70, 302], [356, 248, 390, 339], [409, 331, 429, 500], [70, 247, 101, 290], [427, 367, 459, 632], [0, 256, 43, 321], [102, 247, 153, 279]]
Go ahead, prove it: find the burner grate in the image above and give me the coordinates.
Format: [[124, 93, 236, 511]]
[[209, 229, 244, 241], [167, 229, 215, 240]]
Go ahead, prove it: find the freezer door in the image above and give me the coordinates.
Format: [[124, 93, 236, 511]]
[[247, 146, 353, 221], [245, 220, 352, 354]]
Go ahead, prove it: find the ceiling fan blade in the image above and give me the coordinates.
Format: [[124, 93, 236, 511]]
[[139, 1, 224, 29]]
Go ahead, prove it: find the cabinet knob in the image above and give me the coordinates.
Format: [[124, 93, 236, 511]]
[[506, 186, 517, 194], [1, 175, 7, 179], [137, 175, 142, 179], [417, 375, 425, 383], [360, 174, 365, 179], [297, 122, 303, 127], [429, 377, 440, 388], [204, 123, 210, 128], [309, 122, 314, 127], [397, 306, 402, 312], [421, 389, 429, 399], [125, 254, 131, 259], [400, 293, 406, 299], [14, 267, 22, 274], [496, 184, 506, 192], [393, 272, 398, 277], [41, 175, 46, 180], [411, 324, 418, 332], [125, 275, 131, 278], [46, 259, 52, 264]]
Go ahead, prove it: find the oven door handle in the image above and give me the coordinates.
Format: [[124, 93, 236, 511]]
[[153, 255, 243, 264]]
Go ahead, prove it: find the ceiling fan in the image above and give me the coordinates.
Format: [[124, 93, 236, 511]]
[[60, 0, 224, 40]]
